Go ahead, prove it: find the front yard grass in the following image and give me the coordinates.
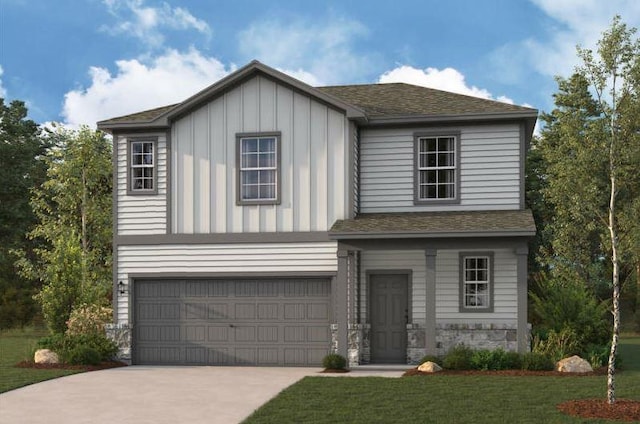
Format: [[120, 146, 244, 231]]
[[244, 336, 640, 424], [0, 327, 81, 393]]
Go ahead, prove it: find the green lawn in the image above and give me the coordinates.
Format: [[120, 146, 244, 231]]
[[0, 327, 81, 393], [244, 336, 640, 424]]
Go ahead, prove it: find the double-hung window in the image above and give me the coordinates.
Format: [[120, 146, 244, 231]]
[[237, 133, 280, 205], [415, 133, 459, 203], [460, 253, 493, 312], [128, 138, 157, 194]]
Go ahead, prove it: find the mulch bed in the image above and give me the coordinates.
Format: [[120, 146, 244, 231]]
[[15, 361, 128, 371], [320, 368, 350, 373], [557, 399, 640, 422], [402, 367, 608, 377]]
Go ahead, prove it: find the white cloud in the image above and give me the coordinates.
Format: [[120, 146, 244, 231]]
[[378, 65, 514, 103], [497, 0, 640, 80], [238, 15, 372, 85], [101, 0, 211, 48], [62, 48, 232, 127], [0, 66, 6, 98]]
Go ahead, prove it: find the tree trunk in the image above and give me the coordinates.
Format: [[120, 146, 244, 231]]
[[607, 168, 620, 405], [81, 167, 88, 282]]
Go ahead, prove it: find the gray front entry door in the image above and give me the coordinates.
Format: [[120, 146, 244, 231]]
[[133, 278, 331, 366], [370, 274, 408, 363]]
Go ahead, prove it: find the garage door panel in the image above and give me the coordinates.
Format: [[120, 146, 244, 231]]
[[235, 303, 256, 319], [208, 326, 229, 342], [134, 278, 331, 366], [208, 304, 228, 319]]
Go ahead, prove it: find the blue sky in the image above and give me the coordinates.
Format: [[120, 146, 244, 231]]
[[1, 0, 639, 128]]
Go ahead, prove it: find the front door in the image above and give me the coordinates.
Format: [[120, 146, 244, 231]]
[[370, 274, 409, 363]]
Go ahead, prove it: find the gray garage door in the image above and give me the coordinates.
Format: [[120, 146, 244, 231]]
[[133, 278, 332, 366]]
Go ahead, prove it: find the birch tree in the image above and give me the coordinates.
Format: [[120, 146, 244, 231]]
[[538, 16, 640, 404]]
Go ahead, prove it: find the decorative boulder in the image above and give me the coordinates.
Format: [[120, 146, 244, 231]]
[[34, 349, 59, 364], [556, 355, 593, 373], [418, 361, 442, 373]]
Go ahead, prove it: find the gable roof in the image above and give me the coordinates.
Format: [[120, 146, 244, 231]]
[[329, 209, 536, 239], [97, 60, 537, 132]]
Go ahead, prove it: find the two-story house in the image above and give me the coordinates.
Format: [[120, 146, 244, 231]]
[[98, 60, 537, 367]]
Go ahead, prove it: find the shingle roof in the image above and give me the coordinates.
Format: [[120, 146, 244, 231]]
[[98, 80, 536, 127], [98, 104, 177, 125], [329, 210, 536, 239], [318, 83, 535, 117]]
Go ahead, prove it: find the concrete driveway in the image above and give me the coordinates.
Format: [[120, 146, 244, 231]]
[[0, 366, 320, 424]]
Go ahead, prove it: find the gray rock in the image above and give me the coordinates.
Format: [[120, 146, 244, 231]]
[[34, 349, 59, 364], [556, 355, 593, 373]]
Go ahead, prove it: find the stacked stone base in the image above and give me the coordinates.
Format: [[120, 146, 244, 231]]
[[343, 322, 529, 366], [105, 323, 132, 363]]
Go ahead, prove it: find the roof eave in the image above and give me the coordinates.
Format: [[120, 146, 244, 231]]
[[329, 229, 536, 240], [97, 119, 171, 133], [365, 110, 538, 126]]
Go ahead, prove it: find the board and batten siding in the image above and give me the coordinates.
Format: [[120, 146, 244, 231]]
[[171, 75, 349, 234], [115, 241, 338, 323], [116, 134, 168, 235], [359, 124, 522, 213], [359, 249, 518, 326]]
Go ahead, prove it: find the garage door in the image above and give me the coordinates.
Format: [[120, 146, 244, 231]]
[[133, 278, 332, 366]]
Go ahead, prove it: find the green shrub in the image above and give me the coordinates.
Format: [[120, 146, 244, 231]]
[[322, 354, 347, 370], [469, 348, 522, 371], [36, 332, 117, 364], [442, 345, 474, 370], [66, 345, 101, 365], [532, 328, 581, 362], [521, 352, 554, 371], [530, 277, 610, 352], [418, 355, 442, 366]]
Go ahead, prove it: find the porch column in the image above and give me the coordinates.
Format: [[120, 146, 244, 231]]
[[425, 249, 437, 355], [336, 248, 349, 359], [515, 245, 529, 353]]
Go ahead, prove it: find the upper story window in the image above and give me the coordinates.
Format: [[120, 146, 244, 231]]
[[460, 253, 494, 312], [128, 138, 157, 195], [236, 133, 281, 205], [414, 133, 460, 204]]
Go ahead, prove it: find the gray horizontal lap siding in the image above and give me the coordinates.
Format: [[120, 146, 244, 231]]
[[116, 134, 168, 235], [359, 124, 522, 213]]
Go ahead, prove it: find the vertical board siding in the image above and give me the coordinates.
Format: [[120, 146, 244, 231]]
[[117, 134, 168, 235], [359, 124, 522, 212], [171, 75, 348, 234], [359, 249, 518, 327], [116, 241, 338, 323]]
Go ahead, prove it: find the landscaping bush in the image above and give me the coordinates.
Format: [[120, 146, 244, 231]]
[[418, 355, 442, 366], [470, 348, 522, 371], [66, 304, 112, 336], [66, 345, 101, 365], [442, 345, 474, 370], [36, 332, 117, 364], [530, 277, 610, 352], [521, 352, 554, 371], [532, 328, 581, 362], [322, 354, 347, 370]]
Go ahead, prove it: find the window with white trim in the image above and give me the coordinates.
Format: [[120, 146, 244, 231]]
[[130, 140, 155, 192], [417, 135, 456, 200], [462, 255, 491, 310], [237, 134, 280, 204]]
